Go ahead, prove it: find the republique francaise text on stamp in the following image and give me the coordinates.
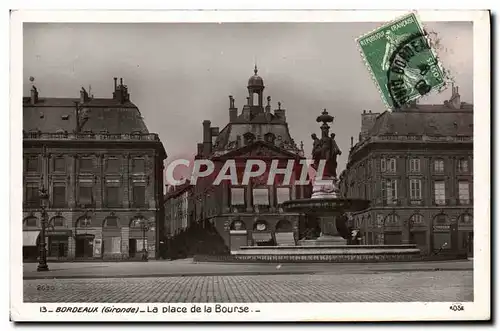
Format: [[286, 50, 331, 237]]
[[356, 12, 446, 109]]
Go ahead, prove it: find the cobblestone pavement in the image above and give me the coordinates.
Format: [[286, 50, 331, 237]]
[[24, 270, 473, 303], [23, 259, 473, 279]]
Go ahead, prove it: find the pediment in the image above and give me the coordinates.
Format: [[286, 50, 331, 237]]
[[215, 141, 301, 160]]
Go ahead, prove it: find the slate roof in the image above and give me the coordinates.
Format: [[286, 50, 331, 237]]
[[368, 105, 473, 137], [23, 97, 148, 134]]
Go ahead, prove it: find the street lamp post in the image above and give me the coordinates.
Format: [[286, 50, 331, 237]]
[[141, 220, 150, 261], [37, 186, 49, 272]]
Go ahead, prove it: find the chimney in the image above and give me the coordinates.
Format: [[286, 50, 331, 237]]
[[229, 95, 237, 122], [30, 85, 39, 105], [114, 77, 117, 91], [449, 84, 461, 109], [197, 143, 204, 157], [360, 109, 379, 141], [202, 120, 212, 156], [113, 77, 130, 103]]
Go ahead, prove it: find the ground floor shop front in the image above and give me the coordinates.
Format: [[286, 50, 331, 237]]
[[350, 207, 474, 256], [22, 210, 159, 261]]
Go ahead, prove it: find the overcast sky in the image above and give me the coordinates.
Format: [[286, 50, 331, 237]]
[[23, 22, 473, 173]]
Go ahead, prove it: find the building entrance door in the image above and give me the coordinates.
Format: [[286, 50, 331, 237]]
[[129, 239, 137, 257], [75, 235, 94, 258]]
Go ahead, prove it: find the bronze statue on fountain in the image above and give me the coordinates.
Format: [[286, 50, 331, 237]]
[[282, 109, 370, 244]]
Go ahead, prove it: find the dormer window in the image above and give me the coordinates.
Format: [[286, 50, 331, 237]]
[[243, 132, 255, 145], [264, 132, 276, 144]]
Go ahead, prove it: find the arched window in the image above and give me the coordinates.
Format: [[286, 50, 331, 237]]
[[50, 216, 65, 227], [253, 220, 268, 231], [253, 92, 259, 106], [243, 132, 256, 145], [76, 216, 92, 228], [264, 132, 276, 144], [275, 219, 293, 232], [459, 213, 473, 224], [385, 213, 400, 225], [409, 214, 425, 226], [23, 216, 37, 227], [130, 217, 146, 228], [103, 216, 119, 227], [434, 213, 448, 224], [230, 219, 246, 231]]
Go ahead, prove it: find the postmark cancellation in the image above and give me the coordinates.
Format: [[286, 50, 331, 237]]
[[356, 12, 446, 110]]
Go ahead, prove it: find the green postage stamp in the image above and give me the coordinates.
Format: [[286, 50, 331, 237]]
[[356, 12, 445, 110]]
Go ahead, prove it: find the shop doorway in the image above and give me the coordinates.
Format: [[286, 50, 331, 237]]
[[129, 239, 137, 257], [75, 235, 94, 258]]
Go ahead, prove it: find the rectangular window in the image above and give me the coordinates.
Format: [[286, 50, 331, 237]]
[[106, 158, 120, 173], [132, 186, 146, 208], [52, 185, 66, 208], [230, 187, 245, 206], [252, 188, 269, 206], [458, 181, 470, 205], [434, 181, 446, 205], [276, 187, 291, 205], [409, 158, 420, 172], [387, 158, 397, 173], [54, 157, 66, 172], [410, 179, 422, 200], [78, 186, 93, 206], [26, 157, 39, 172], [25, 184, 39, 207], [380, 158, 386, 172], [136, 239, 147, 252], [106, 186, 121, 207], [458, 159, 469, 173], [79, 158, 93, 171], [434, 159, 444, 173], [132, 159, 145, 173], [382, 179, 398, 204]]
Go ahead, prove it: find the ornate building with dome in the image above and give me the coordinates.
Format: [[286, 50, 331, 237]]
[[165, 67, 312, 252]]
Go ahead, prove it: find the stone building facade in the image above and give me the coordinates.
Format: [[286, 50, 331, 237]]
[[22, 78, 167, 261], [164, 67, 311, 252], [339, 87, 473, 256], [164, 183, 193, 237]]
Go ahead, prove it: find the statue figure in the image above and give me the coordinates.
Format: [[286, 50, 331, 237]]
[[311, 109, 342, 179], [311, 133, 322, 170], [329, 133, 342, 178]]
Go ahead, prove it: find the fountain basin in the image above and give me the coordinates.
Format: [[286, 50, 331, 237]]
[[282, 197, 370, 214], [230, 244, 421, 262]]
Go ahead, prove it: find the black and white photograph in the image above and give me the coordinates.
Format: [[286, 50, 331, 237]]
[[9, 9, 490, 322]]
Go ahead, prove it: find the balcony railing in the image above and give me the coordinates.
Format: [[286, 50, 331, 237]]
[[350, 135, 473, 156], [458, 199, 473, 206], [23, 131, 160, 142]]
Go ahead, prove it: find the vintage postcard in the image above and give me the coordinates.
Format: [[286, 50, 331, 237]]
[[10, 9, 490, 322]]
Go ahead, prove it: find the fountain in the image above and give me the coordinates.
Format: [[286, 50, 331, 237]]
[[231, 109, 420, 262]]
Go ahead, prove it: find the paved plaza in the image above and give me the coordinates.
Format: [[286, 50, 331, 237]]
[[23, 267, 473, 303], [23, 259, 473, 279]]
